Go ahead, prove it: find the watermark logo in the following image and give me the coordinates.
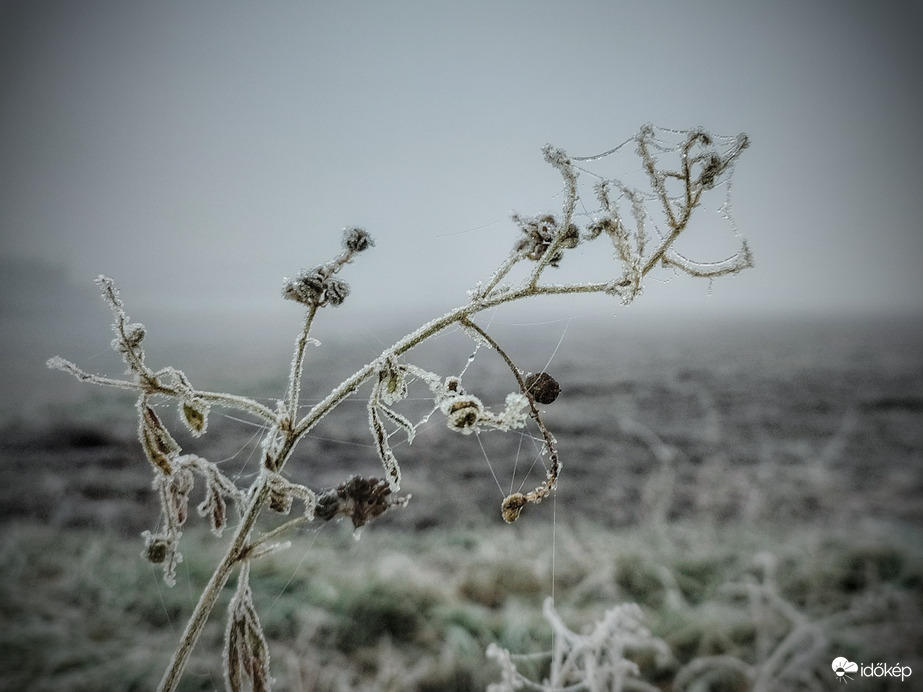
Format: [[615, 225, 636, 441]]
[[832, 657, 912, 683], [832, 657, 858, 682]]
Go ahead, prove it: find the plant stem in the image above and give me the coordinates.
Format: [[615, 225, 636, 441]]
[[157, 478, 271, 692], [283, 304, 319, 420]]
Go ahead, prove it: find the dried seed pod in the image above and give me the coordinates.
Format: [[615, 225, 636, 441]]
[[315, 476, 408, 528], [144, 534, 170, 563], [324, 278, 350, 306], [512, 213, 580, 267], [524, 372, 560, 405], [442, 395, 482, 432], [123, 322, 146, 347], [315, 490, 340, 521], [342, 226, 374, 253], [139, 403, 180, 474], [282, 266, 326, 306], [225, 577, 270, 692], [167, 466, 195, 526], [181, 398, 209, 435], [445, 376, 463, 394], [501, 493, 527, 523]]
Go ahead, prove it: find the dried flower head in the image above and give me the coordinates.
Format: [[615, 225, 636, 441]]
[[282, 266, 327, 306], [512, 213, 580, 267], [324, 277, 351, 307], [282, 265, 353, 308], [315, 475, 409, 529], [342, 226, 374, 253]]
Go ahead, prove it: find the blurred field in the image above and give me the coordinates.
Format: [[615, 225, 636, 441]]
[[1, 313, 921, 690]]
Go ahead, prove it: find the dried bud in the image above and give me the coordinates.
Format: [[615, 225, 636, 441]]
[[265, 473, 316, 519], [283, 265, 351, 307], [139, 403, 180, 474], [442, 395, 483, 433], [124, 323, 146, 347], [696, 153, 725, 190], [324, 278, 350, 307], [282, 267, 326, 306], [445, 376, 463, 394], [181, 398, 209, 436], [225, 579, 270, 692], [343, 227, 374, 253], [501, 493, 527, 523], [378, 359, 408, 405], [692, 130, 713, 146], [167, 466, 194, 526], [144, 534, 170, 563], [315, 490, 340, 521], [524, 372, 560, 405], [141, 529, 182, 586], [198, 481, 228, 536], [315, 475, 409, 528], [512, 213, 579, 267]]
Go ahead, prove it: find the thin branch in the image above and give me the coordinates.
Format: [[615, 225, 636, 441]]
[[283, 303, 320, 420], [459, 317, 560, 522]]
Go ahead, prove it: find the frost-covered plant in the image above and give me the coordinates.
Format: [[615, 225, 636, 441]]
[[48, 125, 750, 691], [487, 597, 670, 692], [672, 552, 846, 692]]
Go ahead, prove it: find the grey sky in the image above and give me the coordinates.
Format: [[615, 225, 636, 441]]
[[2, 0, 922, 327]]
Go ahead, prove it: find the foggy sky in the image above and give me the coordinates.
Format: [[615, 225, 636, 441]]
[[2, 0, 922, 327]]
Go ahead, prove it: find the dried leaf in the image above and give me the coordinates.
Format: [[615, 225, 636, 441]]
[[225, 574, 271, 692], [139, 402, 180, 475], [377, 403, 416, 444], [368, 404, 401, 490]]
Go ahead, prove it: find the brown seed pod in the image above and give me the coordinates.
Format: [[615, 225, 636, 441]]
[[443, 395, 482, 431], [501, 493, 527, 523], [139, 404, 179, 474], [524, 372, 560, 405], [144, 535, 170, 563], [181, 399, 208, 435]]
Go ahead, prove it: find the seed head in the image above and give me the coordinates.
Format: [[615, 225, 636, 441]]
[[524, 372, 560, 405], [315, 475, 408, 528], [324, 278, 351, 307], [442, 395, 483, 433], [501, 493, 527, 523], [145, 536, 169, 563], [512, 213, 579, 267], [343, 227, 375, 253]]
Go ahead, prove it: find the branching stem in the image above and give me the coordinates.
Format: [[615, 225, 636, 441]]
[[48, 125, 751, 691], [158, 478, 271, 692]]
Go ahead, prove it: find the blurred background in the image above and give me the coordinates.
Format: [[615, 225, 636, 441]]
[[1, 1, 921, 690]]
